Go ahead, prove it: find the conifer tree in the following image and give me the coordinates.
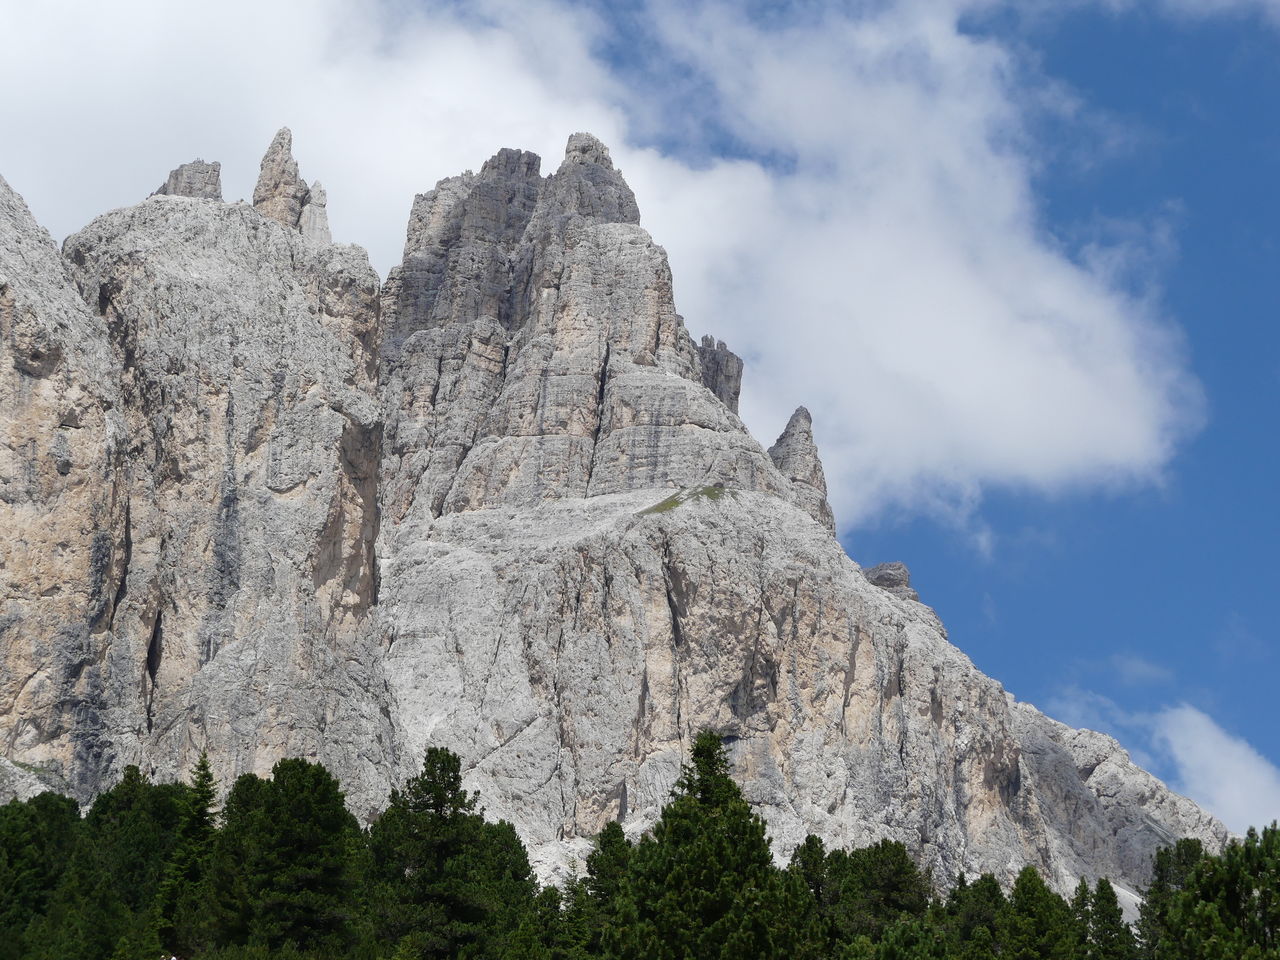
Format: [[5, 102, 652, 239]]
[[609, 730, 821, 960], [999, 865, 1078, 960], [1136, 837, 1203, 957], [157, 752, 219, 953], [1070, 878, 1092, 958], [25, 767, 185, 960], [1088, 879, 1137, 960], [1161, 823, 1279, 960], [940, 872, 1007, 956], [366, 746, 537, 959], [202, 759, 357, 953], [0, 792, 79, 960]]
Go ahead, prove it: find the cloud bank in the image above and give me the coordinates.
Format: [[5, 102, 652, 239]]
[[0, 0, 1206, 530]]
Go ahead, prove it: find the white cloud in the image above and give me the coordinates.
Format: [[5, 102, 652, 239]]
[[0, 0, 1208, 532], [1047, 688, 1280, 832], [1151, 705, 1280, 833]]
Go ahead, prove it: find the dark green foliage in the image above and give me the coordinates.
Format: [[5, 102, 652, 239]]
[[602, 730, 820, 959], [7, 734, 1277, 960], [157, 752, 219, 953], [1153, 822, 1279, 960], [1136, 837, 1204, 957], [202, 758, 358, 953], [1088, 878, 1137, 960], [366, 746, 537, 959], [936, 871, 1008, 956], [25, 766, 187, 960], [0, 792, 80, 960], [998, 865, 1081, 960]]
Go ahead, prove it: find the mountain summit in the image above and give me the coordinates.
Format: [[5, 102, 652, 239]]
[[0, 131, 1224, 897]]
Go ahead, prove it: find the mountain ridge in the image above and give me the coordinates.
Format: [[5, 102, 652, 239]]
[[0, 128, 1226, 899]]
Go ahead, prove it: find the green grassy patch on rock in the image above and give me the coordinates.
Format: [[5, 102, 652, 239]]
[[638, 484, 729, 515]]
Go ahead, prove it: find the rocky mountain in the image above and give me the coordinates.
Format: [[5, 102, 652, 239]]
[[0, 129, 1227, 899]]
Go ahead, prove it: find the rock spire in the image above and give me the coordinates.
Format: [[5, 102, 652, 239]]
[[768, 406, 836, 532], [253, 127, 330, 243]]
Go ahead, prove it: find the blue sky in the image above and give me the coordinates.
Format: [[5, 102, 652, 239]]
[[855, 4, 1280, 829], [1, 0, 1276, 831]]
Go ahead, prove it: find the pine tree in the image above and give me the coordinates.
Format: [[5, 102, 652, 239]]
[[0, 792, 80, 960], [1162, 823, 1279, 960], [1087, 879, 1137, 960], [366, 746, 538, 959], [999, 865, 1079, 960], [25, 766, 186, 960], [1136, 838, 1203, 958], [610, 730, 821, 959], [202, 759, 357, 952], [940, 872, 1007, 956], [1071, 878, 1092, 958], [821, 839, 932, 947], [156, 752, 219, 953]]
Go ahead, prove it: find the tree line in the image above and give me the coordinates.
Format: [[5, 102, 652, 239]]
[[0, 731, 1275, 959]]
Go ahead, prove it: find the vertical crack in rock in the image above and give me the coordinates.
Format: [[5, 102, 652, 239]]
[[108, 500, 131, 629], [144, 609, 162, 734]]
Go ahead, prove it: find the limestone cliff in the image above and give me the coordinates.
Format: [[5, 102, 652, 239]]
[[0, 132, 1227, 899]]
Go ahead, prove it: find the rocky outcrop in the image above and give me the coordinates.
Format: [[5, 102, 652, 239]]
[[768, 406, 836, 532], [3, 148, 390, 795], [300, 181, 332, 246], [1, 174, 127, 792], [696, 335, 743, 413], [864, 561, 920, 602], [253, 127, 330, 244], [0, 134, 1228, 902], [153, 160, 222, 200]]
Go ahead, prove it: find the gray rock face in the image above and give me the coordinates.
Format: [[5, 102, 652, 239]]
[[0, 134, 1228, 901], [153, 160, 222, 200], [864, 561, 921, 602], [4, 155, 389, 796], [696, 334, 744, 413], [768, 406, 836, 532], [253, 128, 330, 244], [1, 173, 128, 792]]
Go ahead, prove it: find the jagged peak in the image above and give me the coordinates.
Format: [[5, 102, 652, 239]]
[[769, 406, 836, 533], [563, 132, 614, 169], [252, 126, 329, 244], [696, 334, 744, 414], [253, 126, 308, 228], [152, 160, 222, 201], [481, 147, 542, 180]]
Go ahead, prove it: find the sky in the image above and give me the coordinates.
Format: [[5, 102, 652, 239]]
[[0, 0, 1275, 833]]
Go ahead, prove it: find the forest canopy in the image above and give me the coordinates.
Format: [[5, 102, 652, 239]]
[[1, 732, 1275, 959]]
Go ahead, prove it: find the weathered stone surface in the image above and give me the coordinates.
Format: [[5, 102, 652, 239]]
[[0, 135, 1229, 904], [153, 160, 222, 200], [1, 173, 127, 794], [696, 334, 743, 413], [376, 488, 1226, 895], [253, 127, 309, 229], [768, 406, 836, 532], [864, 561, 920, 602], [3, 180, 391, 798], [299, 180, 332, 246], [252, 128, 329, 244]]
